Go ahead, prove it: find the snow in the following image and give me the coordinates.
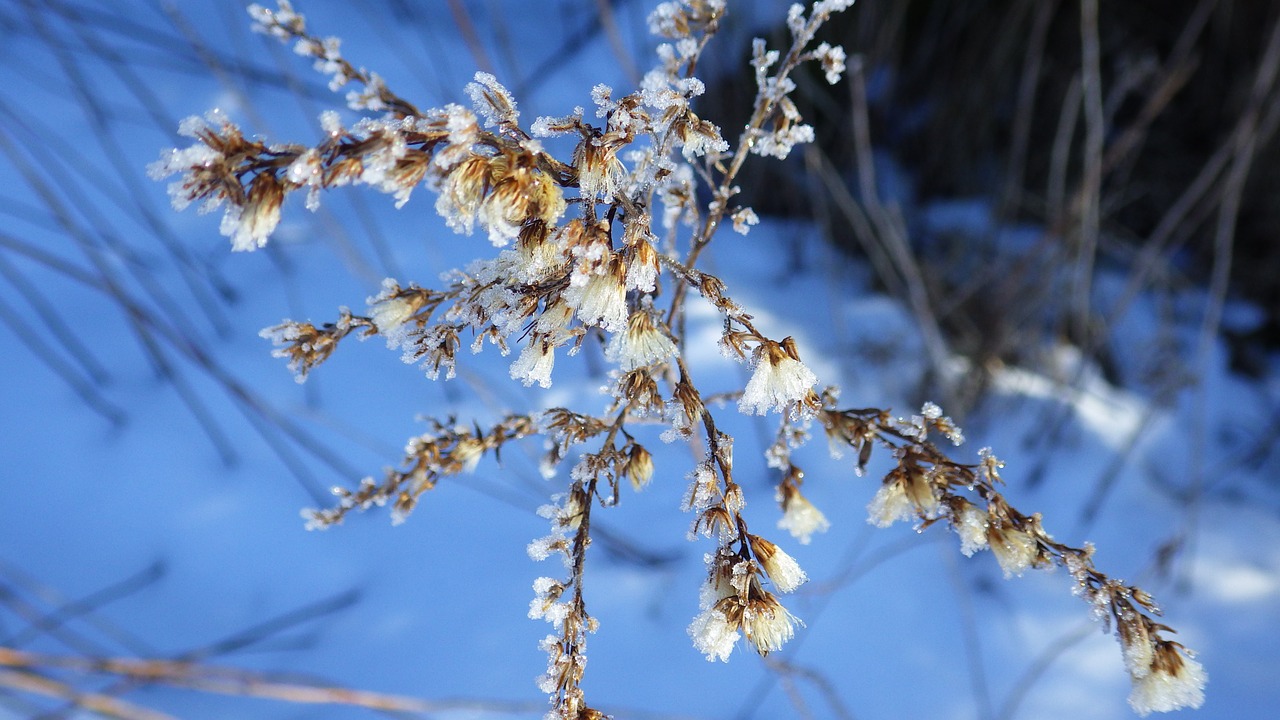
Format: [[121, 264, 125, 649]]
[[1, 1, 1276, 719]]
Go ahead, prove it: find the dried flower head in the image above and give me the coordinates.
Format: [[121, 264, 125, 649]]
[[606, 309, 679, 370], [777, 483, 830, 545], [748, 535, 808, 593], [988, 521, 1041, 578], [1128, 640, 1207, 716], [739, 337, 819, 417], [951, 499, 990, 557]]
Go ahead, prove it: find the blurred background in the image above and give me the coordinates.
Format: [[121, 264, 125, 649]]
[[1, 1, 1277, 718]]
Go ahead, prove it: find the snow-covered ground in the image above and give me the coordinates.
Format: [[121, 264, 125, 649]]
[[2, 2, 1277, 719]]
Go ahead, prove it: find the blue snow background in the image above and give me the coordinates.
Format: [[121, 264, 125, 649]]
[[1, 1, 1277, 719]]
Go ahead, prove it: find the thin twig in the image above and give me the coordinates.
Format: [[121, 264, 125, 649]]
[[847, 58, 953, 402], [0, 647, 541, 717], [1074, 0, 1104, 349], [1183, 9, 1280, 584], [998, 0, 1059, 220], [0, 668, 175, 720]]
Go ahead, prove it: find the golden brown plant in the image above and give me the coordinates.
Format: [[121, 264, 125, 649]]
[[151, 1, 1205, 717]]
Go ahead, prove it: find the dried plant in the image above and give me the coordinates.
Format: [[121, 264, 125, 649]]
[[151, 1, 1206, 717]]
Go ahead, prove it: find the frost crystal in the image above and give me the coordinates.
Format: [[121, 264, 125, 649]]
[[813, 42, 847, 84], [591, 84, 616, 116], [786, 4, 805, 36], [527, 535, 564, 563], [749, 122, 814, 160], [731, 207, 760, 235], [815, 0, 856, 14], [683, 462, 719, 514], [528, 577, 569, 627]]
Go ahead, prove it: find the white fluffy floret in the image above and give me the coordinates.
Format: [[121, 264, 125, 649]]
[[742, 602, 799, 655], [1129, 654, 1207, 716], [510, 341, 555, 388], [565, 266, 627, 332], [738, 343, 817, 416], [605, 313, 678, 370], [990, 526, 1039, 578], [757, 546, 807, 593], [688, 607, 738, 662], [778, 492, 830, 544], [954, 502, 990, 557], [866, 482, 914, 528]]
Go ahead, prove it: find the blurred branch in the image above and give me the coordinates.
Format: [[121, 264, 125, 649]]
[[445, 0, 496, 76], [994, 622, 1096, 720], [0, 668, 174, 720], [0, 647, 540, 717], [1074, 0, 1103, 348], [847, 58, 953, 403], [997, 0, 1058, 220], [2, 561, 165, 652]]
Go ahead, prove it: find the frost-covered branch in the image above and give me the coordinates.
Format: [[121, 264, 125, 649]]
[[153, 1, 1205, 717]]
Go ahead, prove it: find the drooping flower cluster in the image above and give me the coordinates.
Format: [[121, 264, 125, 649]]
[[820, 396, 1205, 714], [688, 541, 808, 662], [301, 415, 536, 529]]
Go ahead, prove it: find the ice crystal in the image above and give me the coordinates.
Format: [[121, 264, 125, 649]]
[[683, 462, 719, 514], [731, 207, 759, 235]]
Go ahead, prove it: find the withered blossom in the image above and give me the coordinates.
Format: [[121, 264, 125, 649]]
[[748, 535, 808, 593], [866, 480, 913, 528], [1128, 641, 1207, 715], [565, 253, 629, 332], [689, 562, 801, 661], [777, 483, 830, 545], [624, 445, 654, 490], [951, 499, 990, 556], [510, 339, 557, 388], [606, 309, 678, 370], [987, 521, 1041, 578], [738, 337, 819, 417]]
